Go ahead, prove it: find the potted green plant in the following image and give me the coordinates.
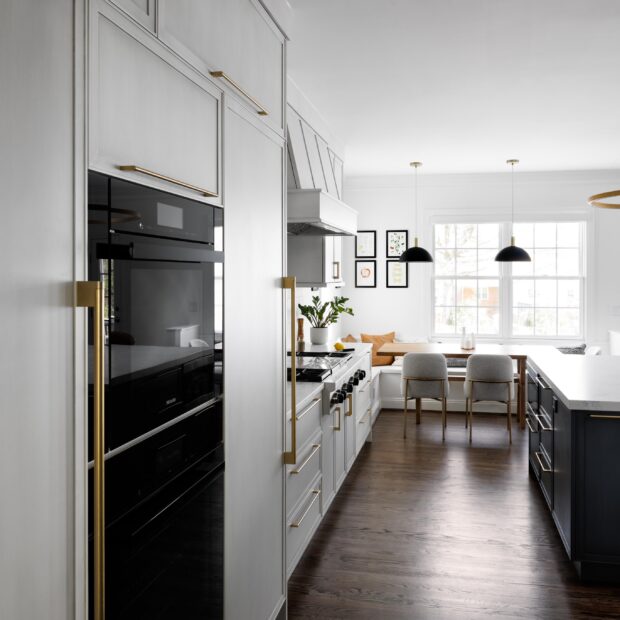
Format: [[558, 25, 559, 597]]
[[298, 295, 354, 345]]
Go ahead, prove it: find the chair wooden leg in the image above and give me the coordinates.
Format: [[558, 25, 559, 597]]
[[442, 398, 446, 442], [465, 398, 469, 428], [507, 399, 512, 445], [403, 396, 408, 439], [469, 400, 473, 444], [416, 398, 421, 425]]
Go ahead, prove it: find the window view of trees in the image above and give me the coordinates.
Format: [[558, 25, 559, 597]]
[[433, 222, 583, 339]]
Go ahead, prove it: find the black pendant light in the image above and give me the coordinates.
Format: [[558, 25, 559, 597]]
[[495, 159, 531, 262], [400, 161, 433, 263]]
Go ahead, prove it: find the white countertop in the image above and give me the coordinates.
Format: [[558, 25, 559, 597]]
[[528, 352, 620, 412], [285, 343, 372, 418]]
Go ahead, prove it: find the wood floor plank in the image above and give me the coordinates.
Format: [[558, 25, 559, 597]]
[[288, 410, 620, 619]]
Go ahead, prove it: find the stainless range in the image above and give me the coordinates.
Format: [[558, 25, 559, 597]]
[[286, 351, 353, 382]]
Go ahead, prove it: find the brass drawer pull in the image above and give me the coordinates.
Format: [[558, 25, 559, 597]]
[[535, 451, 552, 473], [118, 165, 218, 198], [589, 414, 620, 420], [332, 261, 341, 280], [525, 416, 537, 433], [346, 394, 353, 417], [296, 397, 321, 421], [535, 413, 552, 432], [291, 444, 320, 475], [209, 70, 269, 116], [358, 408, 371, 424], [290, 489, 321, 528]]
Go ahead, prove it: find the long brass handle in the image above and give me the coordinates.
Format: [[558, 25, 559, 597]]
[[535, 451, 552, 473], [118, 165, 218, 198], [589, 414, 620, 420], [333, 405, 342, 431], [332, 261, 340, 280], [290, 489, 321, 528], [77, 281, 105, 620], [291, 444, 320, 475], [296, 397, 320, 421], [283, 277, 297, 465], [535, 413, 552, 432], [525, 416, 538, 433], [209, 70, 269, 116], [346, 394, 353, 417]]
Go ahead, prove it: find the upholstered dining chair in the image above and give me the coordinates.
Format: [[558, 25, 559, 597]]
[[464, 354, 514, 444], [402, 353, 450, 441]]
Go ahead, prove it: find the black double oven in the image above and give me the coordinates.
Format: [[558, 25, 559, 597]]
[[87, 172, 223, 618]]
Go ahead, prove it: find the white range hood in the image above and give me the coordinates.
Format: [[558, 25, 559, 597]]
[[287, 189, 357, 236]]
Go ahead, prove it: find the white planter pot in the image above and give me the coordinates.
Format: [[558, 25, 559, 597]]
[[310, 327, 329, 345]]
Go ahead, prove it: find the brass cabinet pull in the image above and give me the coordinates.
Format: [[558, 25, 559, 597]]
[[332, 261, 341, 280], [535, 451, 552, 473], [283, 277, 297, 465], [525, 416, 538, 433], [296, 397, 320, 421], [291, 444, 320, 475], [333, 405, 342, 431], [76, 281, 105, 620], [358, 408, 371, 424], [290, 489, 321, 528], [535, 413, 552, 432], [118, 165, 218, 198], [346, 394, 353, 417], [589, 414, 620, 420], [209, 70, 269, 116]]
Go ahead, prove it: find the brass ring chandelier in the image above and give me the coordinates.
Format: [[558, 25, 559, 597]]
[[588, 189, 620, 209]]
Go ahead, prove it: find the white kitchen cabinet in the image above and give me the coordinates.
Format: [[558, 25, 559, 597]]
[[89, 1, 222, 205], [158, 0, 285, 133], [287, 235, 345, 288], [287, 106, 314, 189], [224, 99, 286, 620], [109, 0, 155, 32]]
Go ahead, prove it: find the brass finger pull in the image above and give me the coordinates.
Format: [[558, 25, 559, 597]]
[[525, 416, 537, 433], [76, 281, 105, 620], [291, 444, 320, 475], [535, 451, 552, 473], [118, 165, 218, 198], [296, 397, 320, 421], [283, 277, 297, 465], [589, 414, 620, 420], [290, 490, 321, 528], [209, 70, 269, 116], [346, 394, 353, 417]]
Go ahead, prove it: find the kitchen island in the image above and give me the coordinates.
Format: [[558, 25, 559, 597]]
[[526, 352, 620, 582]]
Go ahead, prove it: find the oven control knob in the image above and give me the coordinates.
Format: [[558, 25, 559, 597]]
[[337, 392, 345, 403], [349, 376, 359, 386], [330, 395, 339, 406], [358, 370, 366, 380], [346, 383, 353, 393]]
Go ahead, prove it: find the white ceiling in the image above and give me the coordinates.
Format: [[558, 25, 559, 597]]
[[287, 0, 620, 176]]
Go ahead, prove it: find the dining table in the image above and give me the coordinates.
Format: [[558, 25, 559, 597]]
[[377, 342, 562, 429]]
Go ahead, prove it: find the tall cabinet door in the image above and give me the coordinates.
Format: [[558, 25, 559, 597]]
[[224, 101, 286, 620]]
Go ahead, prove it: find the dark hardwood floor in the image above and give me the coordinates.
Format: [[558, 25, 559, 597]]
[[288, 410, 620, 619]]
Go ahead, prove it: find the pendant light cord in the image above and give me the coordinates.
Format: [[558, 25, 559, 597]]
[[511, 161, 515, 228]]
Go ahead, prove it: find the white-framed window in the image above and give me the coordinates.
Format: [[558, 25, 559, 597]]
[[432, 221, 585, 340]]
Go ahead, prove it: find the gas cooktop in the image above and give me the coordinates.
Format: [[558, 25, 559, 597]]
[[286, 350, 353, 382]]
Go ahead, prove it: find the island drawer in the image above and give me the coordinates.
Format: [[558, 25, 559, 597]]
[[287, 477, 322, 575], [287, 395, 322, 457], [286, 434, 321, 515]]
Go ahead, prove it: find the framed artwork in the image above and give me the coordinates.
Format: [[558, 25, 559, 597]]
[[355, 260, 377, 288], [355, 230, 376, 258], [386, 260, 408, 288], [386, 230, 408, 258]]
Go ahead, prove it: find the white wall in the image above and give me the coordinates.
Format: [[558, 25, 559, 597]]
[[0, 1, 79, 618], [340, 169, 620, 350]]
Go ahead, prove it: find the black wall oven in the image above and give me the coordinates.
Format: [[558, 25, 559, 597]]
[[86, 172, 224, 618]]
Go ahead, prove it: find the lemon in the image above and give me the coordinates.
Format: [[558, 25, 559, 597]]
[[334, 342, 345, 351]]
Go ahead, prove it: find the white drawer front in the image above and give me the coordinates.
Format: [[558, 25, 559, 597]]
[[286, 480, 322, 574], [286, 438, 321, 515], [356, 393, 372, 455], [287, 396, 322, 460]]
